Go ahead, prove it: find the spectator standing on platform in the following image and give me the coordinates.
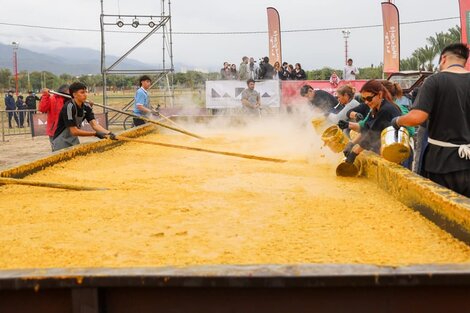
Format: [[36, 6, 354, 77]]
[[230, 64, 238, 80], [249, 57, 259, 79], [258, 57, 275, 80], [25, 91, 40, 127], [293, 63, 307, 80], [39, 84, 70, 146], [239, 56, 250, 81], [133, 75, 152, 127], [279, 62, 290, 80], [5, 90, 19, 128], [391, 43, 470, 197], [220, 62, 231, 80], [273, 61, 282, 80], [343, 58, 359, 80]]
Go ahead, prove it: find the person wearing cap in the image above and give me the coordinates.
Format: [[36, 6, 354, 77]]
[[25, 91, 40, 127], [4, 90, 19, 128], [39, 84, 71, 148], [52, 82, 115, 152], [132, 75, 152, 127]]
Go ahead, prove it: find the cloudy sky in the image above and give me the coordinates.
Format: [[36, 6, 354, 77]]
[[0, 0, 461, 71]]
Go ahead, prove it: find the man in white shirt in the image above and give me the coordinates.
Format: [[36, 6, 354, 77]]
[[343, 58, 359, 80]]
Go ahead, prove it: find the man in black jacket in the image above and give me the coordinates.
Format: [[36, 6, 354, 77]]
[[4, 90, 18, 128], [25, 91, 40, 126], [258, 57, 275, 79]]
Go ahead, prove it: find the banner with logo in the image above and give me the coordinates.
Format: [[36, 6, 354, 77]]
[[382, 2, 400, 73], [280, 80, 367, 107], [459, 0, 470, 70], [205, 80, 280, 109], [32, 113, 108, 137], [267, 7, 282, 66]]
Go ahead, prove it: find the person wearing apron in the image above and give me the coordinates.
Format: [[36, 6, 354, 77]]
[[392, 43, 470, 197], [52, 82, 115, 152]]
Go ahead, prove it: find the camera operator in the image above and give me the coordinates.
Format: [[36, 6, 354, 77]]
[[258, 56, 275, 80]]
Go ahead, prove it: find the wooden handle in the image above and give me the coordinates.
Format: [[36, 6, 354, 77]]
[[48, 90, 204, 140], [116, 136, 287, 163], [0, 177, 108, 191]]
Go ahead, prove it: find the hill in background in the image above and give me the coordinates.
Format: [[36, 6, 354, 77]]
[[0, 43, 185, 75]]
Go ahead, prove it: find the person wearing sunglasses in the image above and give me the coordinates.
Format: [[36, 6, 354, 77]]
[[337, 79, 402, 167]]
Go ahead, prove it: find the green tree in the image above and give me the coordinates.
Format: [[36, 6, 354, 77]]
[[0, 68, 12, 90]]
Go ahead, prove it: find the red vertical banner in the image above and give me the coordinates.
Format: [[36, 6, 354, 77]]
[[459, 0, 470, 70], [267, 7, 282, 66], [381, 2, 400, 74]]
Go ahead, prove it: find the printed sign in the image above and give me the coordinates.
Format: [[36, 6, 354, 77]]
[[205, 80, 281, 109]]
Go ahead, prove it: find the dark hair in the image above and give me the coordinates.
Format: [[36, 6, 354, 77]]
[[139, 75, 152, 86], [295, 63, 302, 69], [18, 95, 23, 99], [336, 84, 355, 99], [360, 79, 393, 103], [348, 58, 353, 62], [300, 84, 313, 97], [58, 84, 70, 94], [263, 56, 269, 63], [440, 43, 469, 62], [246, 78, 255, 85], [69, 82, 87, 98]]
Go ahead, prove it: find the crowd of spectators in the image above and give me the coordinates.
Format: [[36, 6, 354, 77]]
[[219, 56, 311, 81]]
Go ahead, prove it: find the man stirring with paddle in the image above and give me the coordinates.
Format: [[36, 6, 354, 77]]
[[52, 82, 115, 151]]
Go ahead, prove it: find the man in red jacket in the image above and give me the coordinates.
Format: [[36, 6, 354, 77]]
[[38, 84, 70, 149]]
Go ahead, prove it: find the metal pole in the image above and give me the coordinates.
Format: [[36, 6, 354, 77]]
[[341, 30, 350, 65], [100, 0, 106, 112], [12, 42, 19, 96]]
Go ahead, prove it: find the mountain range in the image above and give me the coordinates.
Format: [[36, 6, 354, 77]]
[[0, 42, 186, 75]]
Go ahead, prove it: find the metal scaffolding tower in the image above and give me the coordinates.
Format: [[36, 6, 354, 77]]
[[99, 0, 174, 127]]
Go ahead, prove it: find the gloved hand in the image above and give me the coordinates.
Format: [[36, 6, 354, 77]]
[[343, 142, 354, 157], [108, 132, 117, 140], [391, 116, 400, 130], [355, 113, 364, 121], [337, 120, 349, 130], [95, 131, 108, 139], [345, 151, 358, 164]]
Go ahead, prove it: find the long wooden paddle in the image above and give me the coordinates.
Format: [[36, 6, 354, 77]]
[[116, 135, 287, 163], [49, 90, 204, 140], [0, 177, 108, 191]]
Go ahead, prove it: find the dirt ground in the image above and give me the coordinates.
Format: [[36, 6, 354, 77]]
[[0, 133, 97, 171]]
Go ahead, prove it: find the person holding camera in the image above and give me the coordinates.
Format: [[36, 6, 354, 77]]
[[258, 56, 275, 80], [343, 58, 359, 81]]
